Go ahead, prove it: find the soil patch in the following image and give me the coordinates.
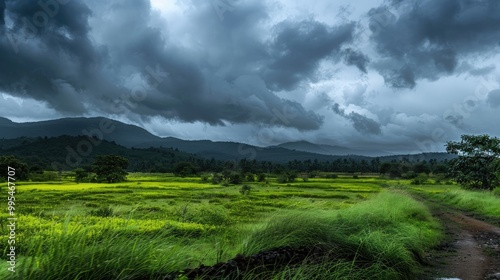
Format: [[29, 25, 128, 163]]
[[420, 200, 500, 280]]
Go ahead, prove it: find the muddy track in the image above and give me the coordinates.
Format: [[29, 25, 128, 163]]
[[418, 197, 500, 280]]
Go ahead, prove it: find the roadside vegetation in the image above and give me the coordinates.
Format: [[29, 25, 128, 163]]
[[410, 185, 500, 219]]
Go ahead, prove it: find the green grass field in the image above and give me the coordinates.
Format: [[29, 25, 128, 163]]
[[3, 173, 493, 279]]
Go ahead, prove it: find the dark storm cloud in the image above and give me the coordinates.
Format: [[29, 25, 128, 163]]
[[370, 0, 500, 88], [262, 20, 355, 91], [0, 0, 5, 26], [341, 48, 369, 73], [487, 89, 500, 108], [0, 0, 96, 113], [332, 103, 381, 135], [0, 0, 324, 130]]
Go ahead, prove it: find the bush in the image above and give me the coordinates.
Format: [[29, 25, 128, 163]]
[[89, 206, 114, 217], [240, 184, 252, 195], [302, 174, 309, 182], [411, 173, 429, 185], [277, 176, 287, 184], [200, 174, 209, 183], [211, 173, 223, 184], [30, 171, 59, 182], [228, 172, 242, 184], [173, 161, 198, 177], [493, 187, 500, 197], [257, 173, 266, 182], [403, 171, 417, 179], [245, 173, 255, 182]]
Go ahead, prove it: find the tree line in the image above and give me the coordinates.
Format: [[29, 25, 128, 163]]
[[2, 134, 499, 191]]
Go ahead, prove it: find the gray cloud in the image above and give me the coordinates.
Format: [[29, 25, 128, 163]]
[[341, 48, 369, 73], [0, 0, 324, 131], [370, 0, 500, 88], [487, 89, 500, 108], [0, 0, 5, 26], [332, 103, 381, 135], [262, 20, 355, 91]]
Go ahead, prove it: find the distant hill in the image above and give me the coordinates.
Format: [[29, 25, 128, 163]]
[[0, 117, 454, 163], [275, 141, 392, 157], [0, 136, 201, 171], [0, 117, 159, 148]]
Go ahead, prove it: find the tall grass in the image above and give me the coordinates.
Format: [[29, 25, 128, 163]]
[[239, 191, 441, 280], [4, 226, 192, 280], [422, 188, 500, 218]]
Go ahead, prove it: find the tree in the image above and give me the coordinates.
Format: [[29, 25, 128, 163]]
[[380, 162, 391, 175], [92, 155, 129, 183], [174, 161, 198, 177], [0, 155, 30, 181], [446, 134, 500, 190]]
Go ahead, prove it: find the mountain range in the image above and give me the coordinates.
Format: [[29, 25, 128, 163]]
[[0, 117, 454, 163]]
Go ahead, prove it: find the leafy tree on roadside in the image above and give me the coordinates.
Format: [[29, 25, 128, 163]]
[[92, 155, 129, 183], [0, 155, 30, 181], [446, 134, 500, 190]]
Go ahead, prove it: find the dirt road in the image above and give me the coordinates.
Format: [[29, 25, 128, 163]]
[[420, 199, 500, 280]]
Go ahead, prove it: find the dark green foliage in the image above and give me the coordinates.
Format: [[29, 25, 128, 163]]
[[0, 136, 453, 176], [74, 168, 89, 182], [92, 155, 129, 183], [389, 163, 402, 178], [446, 134, 500, 190], [413, 162, 431, 174], [228, 172, 242, 184], [257, 173, 266, 182], [240, 184, 252, 195], [380, 162, 391, 174], [0, 155, 30, 180], [29, 171, 59, 182], [403, 171, 417, 179], [211, 173, 223, 184], [174, 161, 198, 177], [0, 136, 208, 172], [245, 173, 255, 182], [410, 173, 429, 185], [89, 206, 114, 217], [278, 171, 297, 183], [200, 174, 209, 182]]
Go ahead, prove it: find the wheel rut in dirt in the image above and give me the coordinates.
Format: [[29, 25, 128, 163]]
[[420, 199, 500, 280]]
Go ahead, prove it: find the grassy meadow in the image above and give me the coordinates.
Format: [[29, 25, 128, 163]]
[[409, 183, 500, 219], [0, 173, 473, 279]]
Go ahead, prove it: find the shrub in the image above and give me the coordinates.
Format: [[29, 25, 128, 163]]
[[257, 173, 266, 182], [244, 173, 254, 182], [403, 171, 417, 179], [240, 184, 252, 195], [411, 173, 429, 185], [89, 206, 114, 217], [200, 174, 209, 183], [211, 173, 223, 184], [493, 187, 500, 197], [277, 176, 287, 184]]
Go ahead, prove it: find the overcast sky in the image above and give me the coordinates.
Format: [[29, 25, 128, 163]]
[[1, 0, 500, 154]]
